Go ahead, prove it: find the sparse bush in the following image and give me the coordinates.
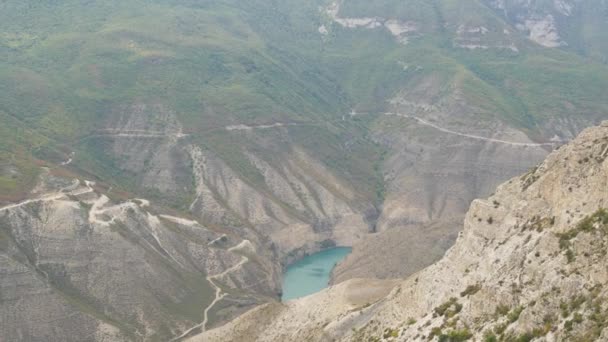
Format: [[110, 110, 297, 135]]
[[460, 284, 481, 297], [483, 332, 498, 342], [570, 295, 586, 311], [438, 328, 472, 342], [513, 332, 535, 342], [566, 249, 576, 263], [560, 301, 570, 318], [495, 304, 510, 317], [434, 298, 460, 317], [430, 327, 443, 339], [494, 323, 508, 335], [507, 306, 524, 323], [383, 328, 399, 338], [453, 303, 463, 316]]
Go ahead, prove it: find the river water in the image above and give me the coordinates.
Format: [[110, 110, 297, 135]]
[[281, 247, 352, 302]]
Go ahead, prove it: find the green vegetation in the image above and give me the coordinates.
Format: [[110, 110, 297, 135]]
[[521, 167, 540, 191], [495, 304, 511, 317], [1, 0, 608, 207], [460, 284, 481, 297], [2, 2, 608, 341], [484, 332, 498, 342], [434, 298, 463, 318], [382, 327, 399, 338], [438, 328, 473, 342], [507, 306, 524, 323], [521, 215, 554, 232], [557, 209, 608, 263], [576, 209, 608, 232]]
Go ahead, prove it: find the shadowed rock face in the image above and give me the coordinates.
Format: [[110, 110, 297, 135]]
[[92, 93, 553, 284], [0, 98, 554, 341], [332, 80, 550, 282], [0, 104, 380, 341], [195, 122, 608, 342], [0, 85, 572, 342], [96, 101, 376, 263]]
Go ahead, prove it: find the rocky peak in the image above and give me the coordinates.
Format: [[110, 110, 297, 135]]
[[197, 121, 608, 341], [376, 120, 608, 341]]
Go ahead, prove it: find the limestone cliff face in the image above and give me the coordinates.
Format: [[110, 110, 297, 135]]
[[187, 145, 371, 264], [11, 93, 583, 342], [98, 102, 374, 265], [0, 103, 380, 341], [484, 0, 608, 59], [197, 121, 608, 342], [334, 82, 550, 282], [376, 82, 551, 232]]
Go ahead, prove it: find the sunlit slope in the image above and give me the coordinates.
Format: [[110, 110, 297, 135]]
[[1, 0, 608, 200]]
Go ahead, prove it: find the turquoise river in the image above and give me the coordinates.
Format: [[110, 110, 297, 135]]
[[281, 247, 352, 302]]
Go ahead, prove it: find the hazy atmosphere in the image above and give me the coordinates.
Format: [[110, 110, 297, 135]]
[[1, 1, 608, 341]]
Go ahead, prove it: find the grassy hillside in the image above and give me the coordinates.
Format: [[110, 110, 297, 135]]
[[1, 0, 608, 202], [331, 0, 608, 129]]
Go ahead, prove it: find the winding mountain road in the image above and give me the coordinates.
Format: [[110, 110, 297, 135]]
[[384, 112, 563, 147], [225, 122, 301, 131], [220, 111, 563, 148], [0, 180, 93, 213], [170, 240, 252, 342]]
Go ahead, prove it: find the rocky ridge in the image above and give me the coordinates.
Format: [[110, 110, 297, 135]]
[[0, 171, 276, 341], [196, 121, 608, 341]]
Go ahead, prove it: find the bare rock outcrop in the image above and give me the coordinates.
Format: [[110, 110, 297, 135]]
[[0, 176, 276, 341], [197, 121, 608, 341]]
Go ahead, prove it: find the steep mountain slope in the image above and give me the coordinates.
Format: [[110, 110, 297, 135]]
[[1, 1, 608, 340], [2, 0, 607, 203], [0, 170, 280, 341], [197, 121, 608, 341], [484, 0, 608, 62]]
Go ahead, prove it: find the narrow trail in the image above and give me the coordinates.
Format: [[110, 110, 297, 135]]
[[159, 215, 202, 227], [0, 180, 135, 227], [170, 240, 252, 342], [85, 191, 187, 269], [384, 112, 564, 147], [87, 185, 141, 227], [98, 129, 169, 133], [0, 180, 93, 213], [90, 132, 189, 139], [225, 122, 299, 131], [207, 234, 227, 246], [219, 112, 564, 148], [83, 128, 189, 140], [0, 194, 66, 212], [1, 177, 250, 342], [61, 152, 74, 166]]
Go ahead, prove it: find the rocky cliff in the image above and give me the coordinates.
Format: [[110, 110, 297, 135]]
[[485, 0, 608, 61], [197, 121, 608, 341], [3, 1, 608, 340]]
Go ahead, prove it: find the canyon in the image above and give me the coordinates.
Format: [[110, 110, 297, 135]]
[[1, 0, 608, 341]]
